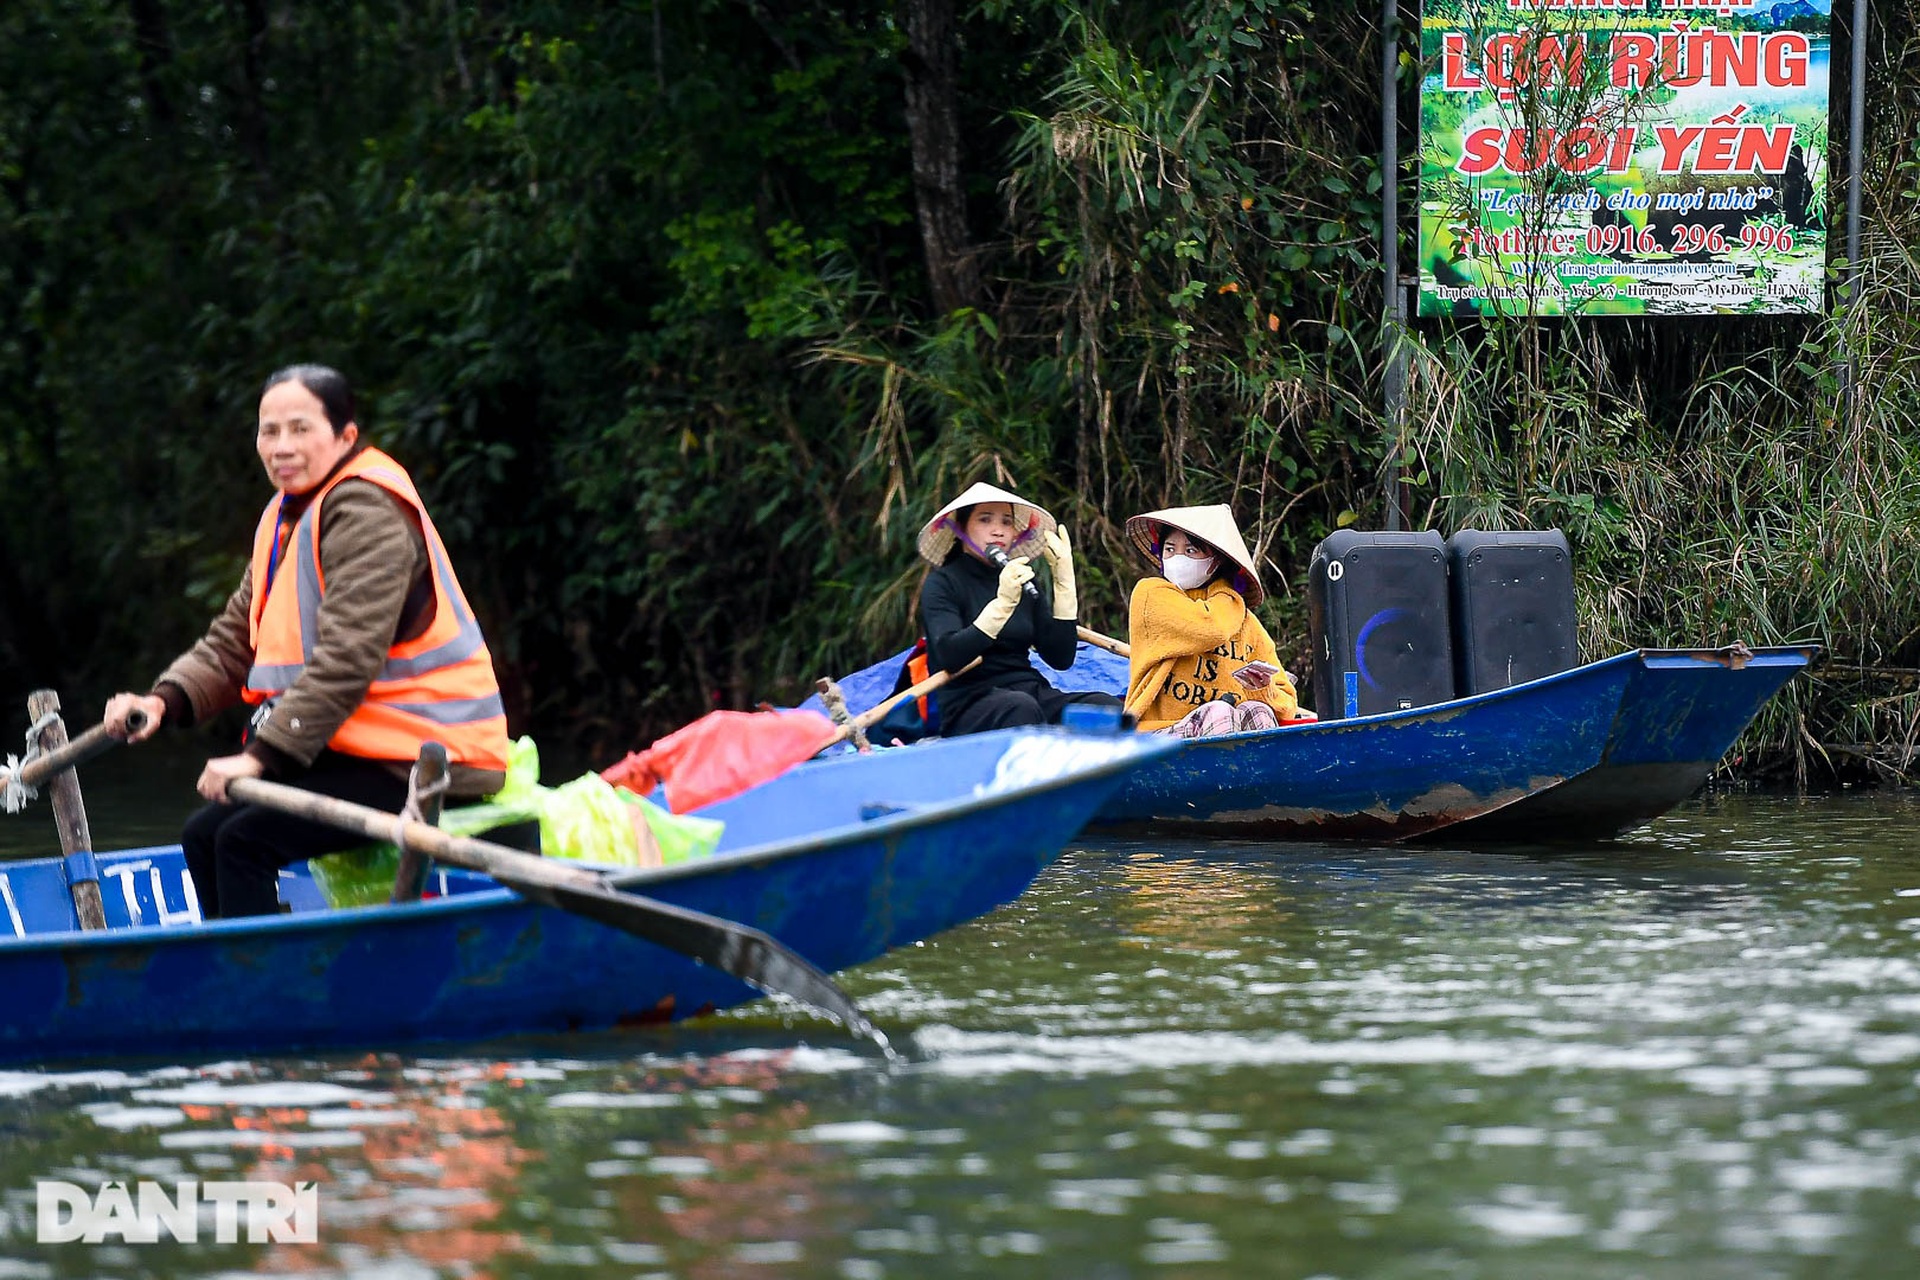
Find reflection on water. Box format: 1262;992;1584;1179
4;789;1920;1276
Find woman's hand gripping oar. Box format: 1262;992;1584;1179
224;774;886;1047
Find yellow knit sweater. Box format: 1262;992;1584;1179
1123;577;1298;729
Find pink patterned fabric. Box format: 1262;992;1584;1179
1158;698;1278;738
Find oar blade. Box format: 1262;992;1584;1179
543;878;878;1041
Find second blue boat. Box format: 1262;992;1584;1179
811;644;1816;841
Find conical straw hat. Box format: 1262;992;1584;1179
917;481;1056;566
1125;504;1264;608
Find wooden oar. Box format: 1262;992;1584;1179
0;709;147;797
819;656;982;750
1077;626;1131;658
225;776;879;1042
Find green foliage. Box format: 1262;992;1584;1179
0;0;1916;784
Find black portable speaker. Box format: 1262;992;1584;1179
1446;528;1578;696
1306;529;1455;719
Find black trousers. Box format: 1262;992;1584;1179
943;674;1123;737
182;752;410;919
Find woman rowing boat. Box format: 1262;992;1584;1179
103;364;511;917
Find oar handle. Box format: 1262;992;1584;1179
1077;625;1131;658
229;775;604;896
836;656;983;743
1;709;148;791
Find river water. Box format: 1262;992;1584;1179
3;753;1919;1277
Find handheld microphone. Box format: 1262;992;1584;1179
983;543;1041;600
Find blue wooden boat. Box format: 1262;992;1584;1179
0;727;1179;1066
811;643;1816;842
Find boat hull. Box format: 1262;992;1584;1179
1092;646;1813;841
807;644;1813;843
1434;647;1811;841
0;729;1177;1065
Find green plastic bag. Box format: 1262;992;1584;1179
307;737;725;909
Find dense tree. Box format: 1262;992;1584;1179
1;0;1915;780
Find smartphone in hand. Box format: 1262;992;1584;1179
1230;660;1279;690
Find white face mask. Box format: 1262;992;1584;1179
1162;554;1216;591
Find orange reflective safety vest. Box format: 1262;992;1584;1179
241;446;510;771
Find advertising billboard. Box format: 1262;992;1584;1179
1419;0;1831;316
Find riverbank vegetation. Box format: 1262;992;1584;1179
1;1;1914;780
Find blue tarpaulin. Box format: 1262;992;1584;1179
799;642;1131;721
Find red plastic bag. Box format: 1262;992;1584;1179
601;708;839;813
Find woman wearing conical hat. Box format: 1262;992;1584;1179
916;481;1122;736
1122;504;1298;736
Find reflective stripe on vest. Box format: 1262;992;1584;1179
242;447;508;768
244;520;493;699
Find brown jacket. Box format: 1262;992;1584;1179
155;474;505;798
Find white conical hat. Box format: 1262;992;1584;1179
1125;504;1264;608
917;481;1056;566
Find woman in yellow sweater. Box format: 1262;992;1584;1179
1122;504;1299;736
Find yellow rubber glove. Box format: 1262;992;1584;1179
975;555;1034;638
1043;527;1077;620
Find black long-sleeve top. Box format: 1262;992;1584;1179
919;550;1079;726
